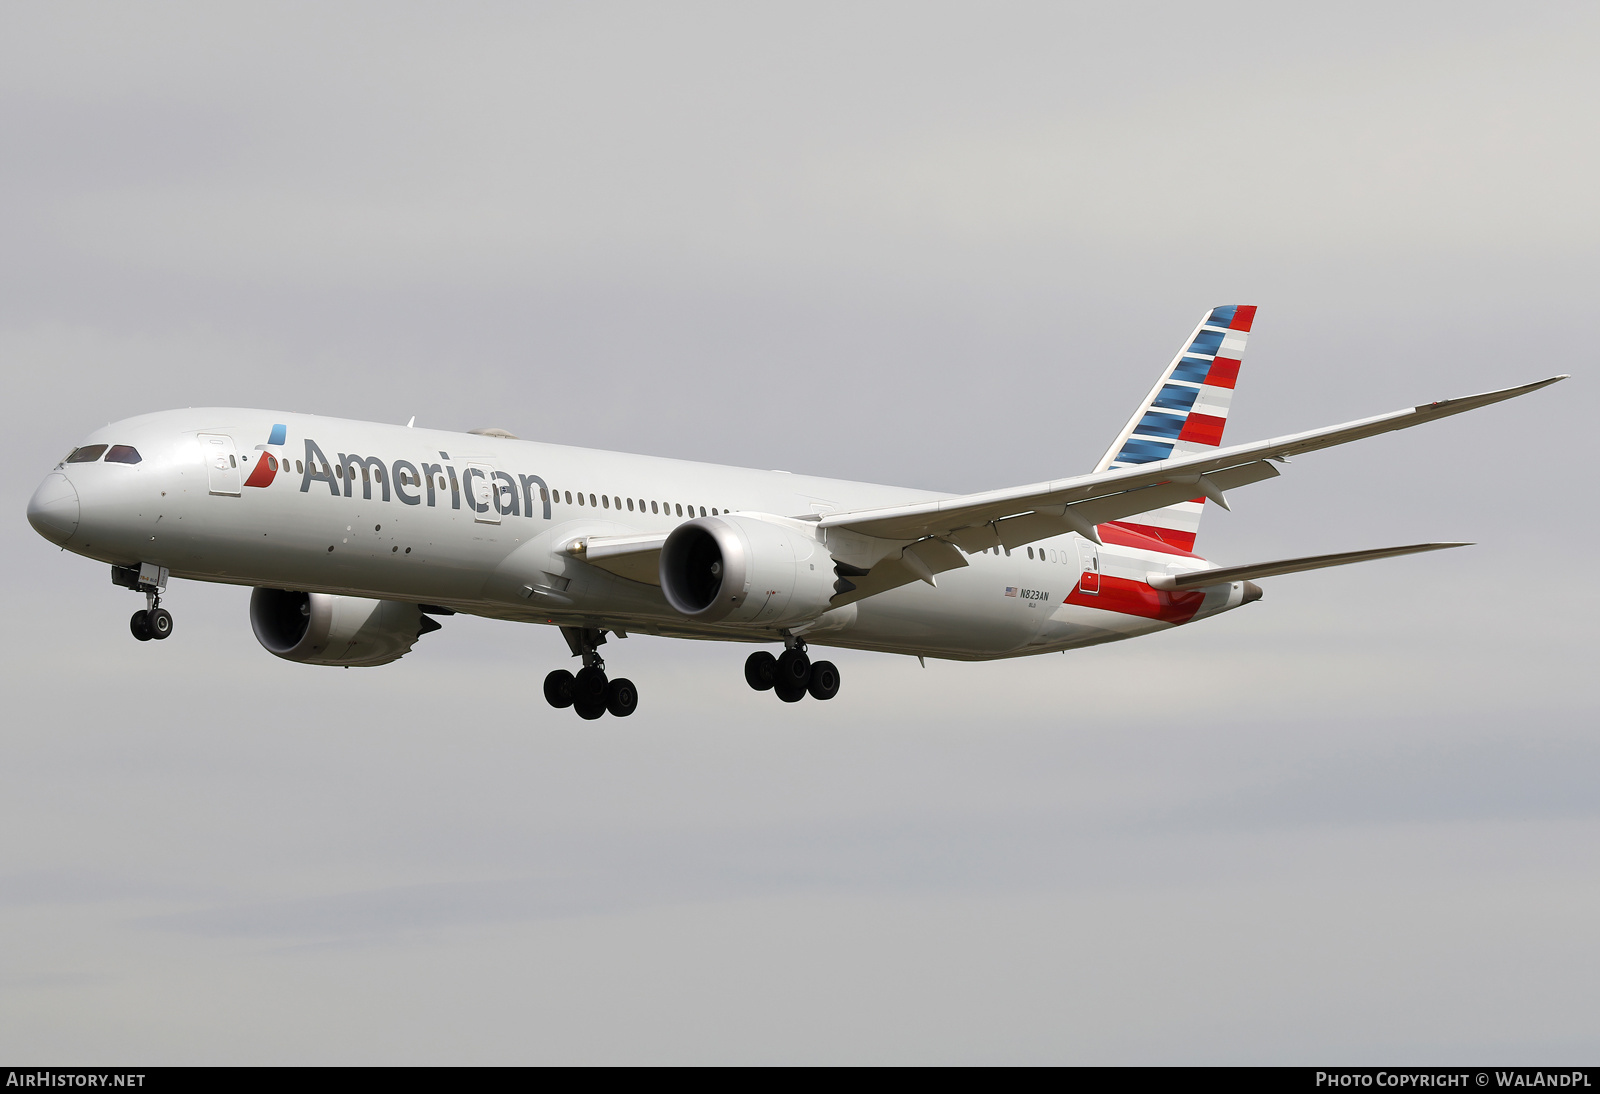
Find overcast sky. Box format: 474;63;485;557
2;1;1596;1063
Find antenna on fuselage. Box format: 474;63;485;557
406;416;415;428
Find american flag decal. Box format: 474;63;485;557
1005;586;1018;597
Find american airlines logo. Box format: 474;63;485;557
285;438;551;520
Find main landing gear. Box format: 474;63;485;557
113;563;174;643
744;640;840;703
544;626;637;720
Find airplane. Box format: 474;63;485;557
26;305;1564;719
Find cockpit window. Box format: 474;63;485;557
105;445;142;465
66;444;108;463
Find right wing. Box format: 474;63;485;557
821;376;1565;551
815;375;1564;601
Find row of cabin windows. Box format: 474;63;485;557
303;461;727;518
64;444;142;465
975;544;1075;564
541;491;722;518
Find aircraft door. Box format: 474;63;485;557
1076;539;1101;595
465;462;500;524
198;433;242;496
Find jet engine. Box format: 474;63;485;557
249;588;440;667
659;514;836;626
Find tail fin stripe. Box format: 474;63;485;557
1115;437;1177;463
1171;357;1215;384
1151;385;1201;412
1177;413;1226;446
1204;358;1241;388
1134;412;1187;439
1093;304;1257;547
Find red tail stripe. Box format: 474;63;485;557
1177;412;1226;446
1065;575;1206;624
1229;305;1256;332
1205;358;1241;389
1098;521;1202;557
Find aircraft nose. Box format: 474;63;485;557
27;472;80;546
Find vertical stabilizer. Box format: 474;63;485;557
1092;305;1256;551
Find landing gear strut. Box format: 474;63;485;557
544;626;637;720
114;563;173;643
744;638;840;703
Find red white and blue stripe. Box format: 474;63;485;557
1093;305;1255;552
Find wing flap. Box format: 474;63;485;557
829;537;969;607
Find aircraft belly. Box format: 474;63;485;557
847;559;1037;657
1032;601;1171;647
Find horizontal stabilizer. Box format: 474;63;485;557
1148;542;1470;590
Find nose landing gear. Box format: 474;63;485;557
544;626;637;720
744;640;840;703
130;606;174;642
114;563;173;642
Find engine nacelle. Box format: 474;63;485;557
660;514;835;627
249;588;437;667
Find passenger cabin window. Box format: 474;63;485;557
626;498;634;511
67;445;108;463
651;501;658;514
675;503;683;517
105;445;141;464
565;491;572;504
297;460;304;474
577;493;585;505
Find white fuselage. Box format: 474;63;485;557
32;408;1249;661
